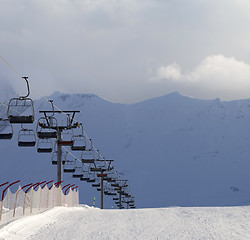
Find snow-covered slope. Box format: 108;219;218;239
1;91;250;208
1;205;250;240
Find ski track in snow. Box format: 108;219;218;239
0;205;250;240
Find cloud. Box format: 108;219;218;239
154;55;250;92
156;62;182;81
2;1;250;103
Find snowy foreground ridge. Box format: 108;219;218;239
0;205;250;240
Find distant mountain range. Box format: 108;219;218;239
1;87;250;208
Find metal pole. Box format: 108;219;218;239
119;188;122;209
57;129;63;186
101;176;104;209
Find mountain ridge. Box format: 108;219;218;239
1;90;250;208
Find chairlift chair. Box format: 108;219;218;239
71;124;86;151
37;117;58;139
51;151;65;165
37;138;53;153
0;118;13;139
81;147;96;163
7;77;35;124
63;161;76;173
18;127;36;147
8;98;35;124
72;163;84;178
63;156;76;173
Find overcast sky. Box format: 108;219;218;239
1;0;250;103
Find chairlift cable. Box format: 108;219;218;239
0;56;110;166
0;56;131;196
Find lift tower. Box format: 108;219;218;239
39;110;80;186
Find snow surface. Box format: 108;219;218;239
1;205;250;240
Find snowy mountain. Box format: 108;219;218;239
1;90;250;208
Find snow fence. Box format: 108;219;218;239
0;184;79;224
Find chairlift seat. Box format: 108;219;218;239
52;161;65;165
113;198;119;200
90;167;103;172
107;179;116;183
73;174;83;178
37;148;53;153
87;179;95;183
80;177;90;181
71;146;86;151
92;184;100;187
9;115;34;124
103;177;112;181
63;168;75;173
18;141;36;147
82;159;95;164
97;188;101;191
111;184;119;187
0;133;13;140
37;132;57;139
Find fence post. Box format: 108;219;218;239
64;184;75;207
72;186;79;206
46;180;54;209
62;184;70;206
38;181;46;211
23;182;39;216
13;183;32;218
30;182;41;214
0;180;20;221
